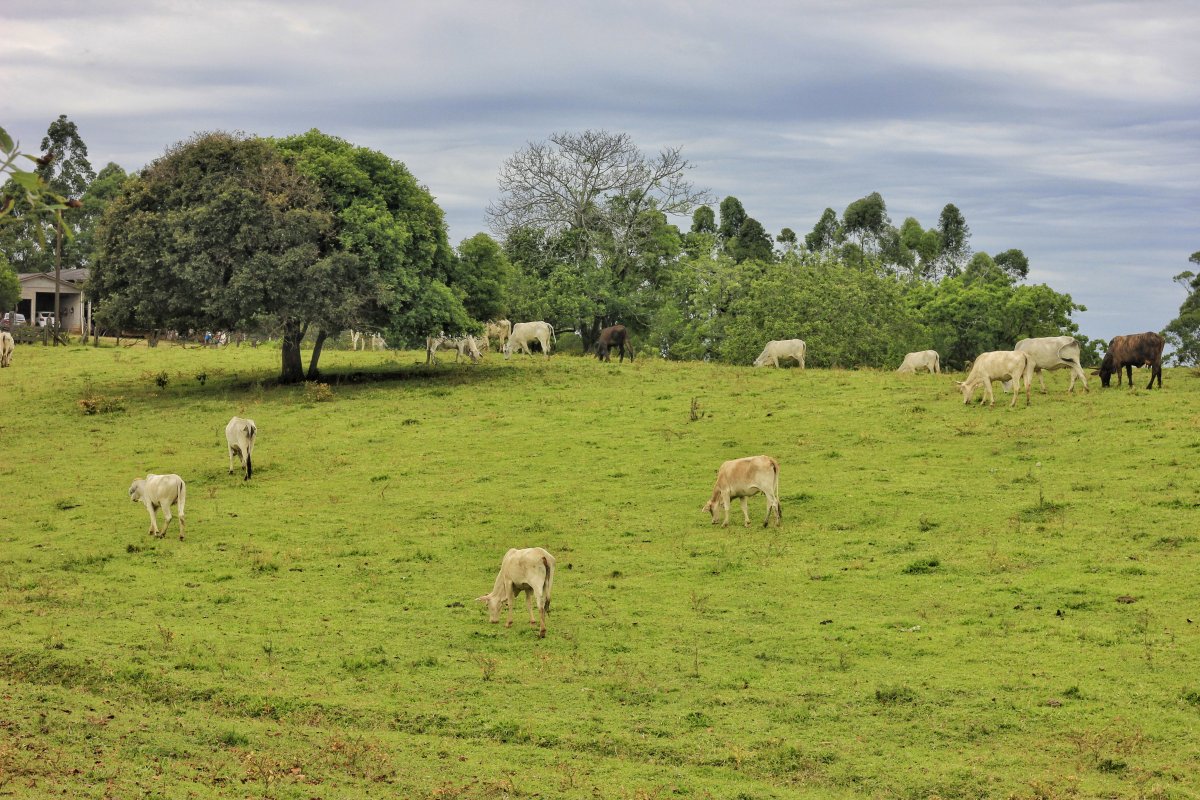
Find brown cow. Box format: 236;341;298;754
1095;332;1165;389
702;455;781;528
595;324;633;362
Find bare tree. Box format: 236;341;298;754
487;130;709;254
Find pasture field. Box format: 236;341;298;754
1;342;1199;800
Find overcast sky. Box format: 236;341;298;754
3;0;1197;342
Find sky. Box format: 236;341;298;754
2;0;1198;343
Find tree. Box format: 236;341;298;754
732;217;774;263
90;132;342;382
994;248;1029;281
486;130;705;346
842;192;890;255
804;208;841;253
1164;251;1200;365
776;227;798;253
691;205;716;234
718;196;747;243
273;129;464;372
935;203;971;278
0;253;18;312
899;217;941;278
452;233;511;322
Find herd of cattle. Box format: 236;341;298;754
0;320;1170;639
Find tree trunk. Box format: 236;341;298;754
306;329;329;381
582;318;603;354
280;320;306;384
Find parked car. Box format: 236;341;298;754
1;312;27;329
37;312;56;328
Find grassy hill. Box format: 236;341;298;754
1;342;1198;799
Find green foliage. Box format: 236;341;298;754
1164;253;1200;365
452;232;511;322
720;254;925;367
841;191;890;254
718;195;747;242
935;203;971;277
691;204;716;234
915;274;1084;369
90;131;335;382
805;207;842;253
273;128;460;346
0;122;79;272
731;217;774;263
0;253;18;310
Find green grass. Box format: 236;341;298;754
2;341;1199;798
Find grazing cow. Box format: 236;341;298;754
128;473;186;539
477;547;556;638
595;324;633;362
753;339;806;369
703;455;781;528
0;331;13;368
225;416;257;480
897;350;940;375
504;321;555;359
1095;332;1165;389
957;351;1034;408
484;319;512;351
1003;336;1089;394
426;335;482;364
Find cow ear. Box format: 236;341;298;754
475;595;488;605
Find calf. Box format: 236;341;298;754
0;331;13;367
595;324;633;362
703;455;781;528
484;319;512;351
128;473;186;539
957;351;1034;408
477;547;556;638
225;416;257;480
897;350;939;374
1095;332;1165;389
753;339;806;369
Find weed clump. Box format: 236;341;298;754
874;684;918;705
304;381;334;402
902;557;940;575
77;393;125;415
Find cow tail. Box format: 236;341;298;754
542;555;553;613
245;422;256;480
177;479;187;518
550;324;556;345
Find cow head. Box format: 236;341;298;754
595;342;609;361
955;379;974;404
702;499;720;524
1095;353;1114;387
128;479;145;502
476;593;502;623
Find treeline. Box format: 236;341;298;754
493;132;1091;369
5;121;1148;379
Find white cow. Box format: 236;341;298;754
426;335;482;364
503;321;555;359
753;339;806;369
1002;336;1089;394
0;331;13;368
703;455;782;528
957;351;1034;408
477;547;556;638
128;473;187;539
225;416;257;480
897;350;940;374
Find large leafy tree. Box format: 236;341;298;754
732;217;774;263
487;130;706;348
1164;251;1200;365
0;252;18;312
90;132;346;382
273;129;465;370
718;196;747;243
842;192;890;256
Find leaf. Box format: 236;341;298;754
10;170;42;190
0;126;12;153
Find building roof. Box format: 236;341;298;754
17;269;89;288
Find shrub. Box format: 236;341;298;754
304;381;334;402
77;393;126;414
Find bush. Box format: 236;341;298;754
77;394;126;415
303;382;334;402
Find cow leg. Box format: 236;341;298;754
762;493;775;528
1125;364;1133;387
1038;369;1048;394
228;445;236;474
740;497;751;527
146;502;160;537
721;493;731;528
